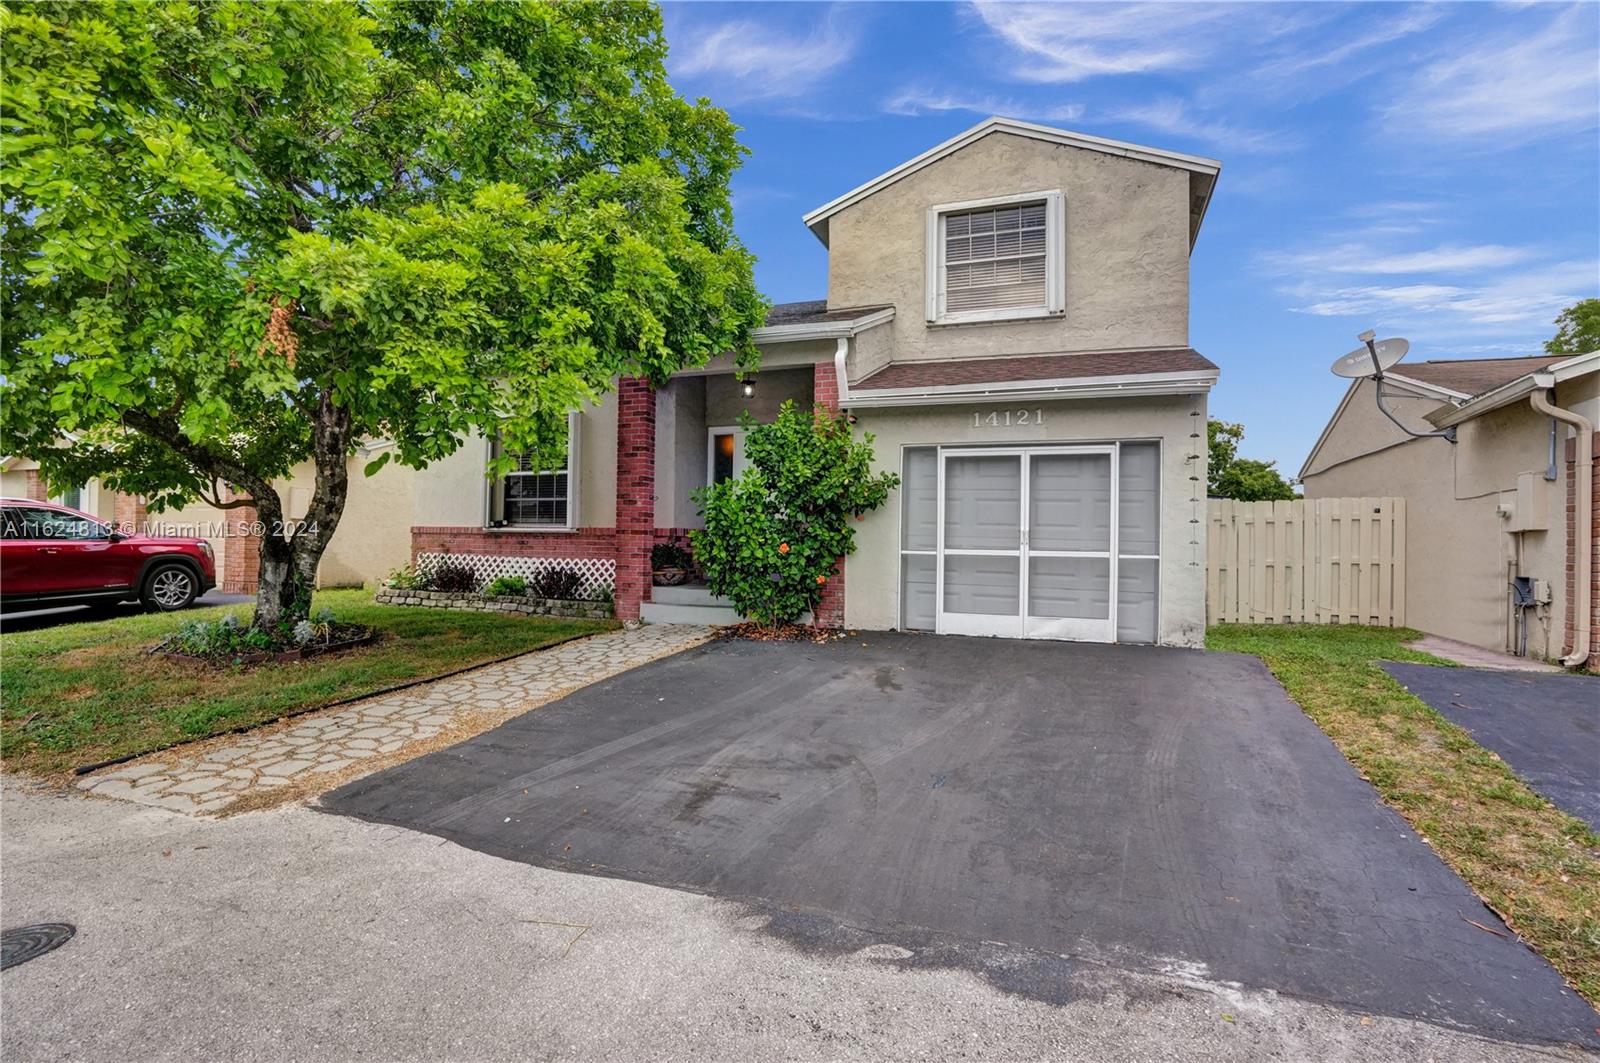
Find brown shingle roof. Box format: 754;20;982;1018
763;300;892;327
854;348;1218;390
1388;355;1570;398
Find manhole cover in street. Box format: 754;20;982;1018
1;923;75;970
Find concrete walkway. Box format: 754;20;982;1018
75;624;711;816
1408;634;1564;673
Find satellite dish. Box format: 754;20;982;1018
1330;335;1409;379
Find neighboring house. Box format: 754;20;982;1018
1300;352;1599;666
407;117;1223;646
1;443;411;594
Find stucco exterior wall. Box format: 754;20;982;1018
825;131;1191;363
410;397;619;532
846;393;1209;647
1302;379;1578;659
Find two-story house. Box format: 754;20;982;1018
405;117;1222;647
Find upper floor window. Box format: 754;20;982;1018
487;413;579;530
925;190;1064;325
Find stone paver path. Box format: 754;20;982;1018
77;625;711;816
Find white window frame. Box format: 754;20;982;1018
925;189;1065;326
485;411;581;531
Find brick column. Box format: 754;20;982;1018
813;362;847;629
113;492;147;533
222;489;261;594
22;469;46;501
614;377;656;622
1564;435;1600;672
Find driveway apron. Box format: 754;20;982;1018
325;633;1600;1048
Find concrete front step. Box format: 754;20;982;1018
641;585;812;626
649;583;725;606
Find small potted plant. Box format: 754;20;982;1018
651;540;694;586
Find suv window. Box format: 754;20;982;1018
11;506;107;541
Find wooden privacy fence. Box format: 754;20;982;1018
1207;497;1406;626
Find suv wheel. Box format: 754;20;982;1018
143;564;198;612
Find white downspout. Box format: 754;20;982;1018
1530;386;1593;668
833;337;852;406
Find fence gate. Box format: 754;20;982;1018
1206;497;1406;626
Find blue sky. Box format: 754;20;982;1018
659;1;1600;472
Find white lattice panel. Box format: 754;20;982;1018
417;552;615;597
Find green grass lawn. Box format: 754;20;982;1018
1209;623;1600;1004
1;589;615;777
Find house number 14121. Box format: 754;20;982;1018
973;409;1045;428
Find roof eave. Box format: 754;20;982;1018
846;368;1218;408
752;306;895;345
1425;350;1600;428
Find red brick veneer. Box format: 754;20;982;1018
613;377;656;621
813;361;847;629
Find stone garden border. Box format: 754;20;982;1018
375;587;614;620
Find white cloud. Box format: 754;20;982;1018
670;6;859;102
968;2;1244;83
1267;242;1538;275
1251;5;1442;82
1288;260;1598;329
1105;97;1284;154
882;87;1084;123
1382;5;1600;142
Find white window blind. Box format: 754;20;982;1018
490;413;579;529
502;451;569;527
943;201;1048;315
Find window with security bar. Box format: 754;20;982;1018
926;190;1063;324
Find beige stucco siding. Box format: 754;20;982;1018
825;131;1191;363
1302;378;1579;659
845;393;1209;647
411;397;619;531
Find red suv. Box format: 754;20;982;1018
0;498;217;613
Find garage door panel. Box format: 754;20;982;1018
1118;443;1160;556
943;554;1020;615
1028;556;1111;619
943;456;1020;551
1116;558;1159;643
902;554;936;630
1029;453;1111;552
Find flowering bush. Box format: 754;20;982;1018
691;402;898;628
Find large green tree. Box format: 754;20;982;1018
1545;298;1600;356
1207;418;1297;501
1;1;763;628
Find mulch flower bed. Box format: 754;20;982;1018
715;621;853;644
156;624;378;666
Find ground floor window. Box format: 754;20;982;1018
487;414;579;529
897;440;1160;643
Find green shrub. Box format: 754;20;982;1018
484;575;529;597
691;401;898;627
385;564;423;590
651;541;694;571
531;566;584;600
425;560;480;593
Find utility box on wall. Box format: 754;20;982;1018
1504;471;1551;532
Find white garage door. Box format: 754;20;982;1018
900;443;1160;643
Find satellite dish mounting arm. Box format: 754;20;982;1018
1359;330;1457;444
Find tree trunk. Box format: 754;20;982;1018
247;392;355;632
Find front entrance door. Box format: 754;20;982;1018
936;446;1117;642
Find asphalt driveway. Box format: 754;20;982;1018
1383;661;1600;831
325;633;1598;1048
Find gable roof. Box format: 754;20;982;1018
1386;354;1573;400
802;116;1222;249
